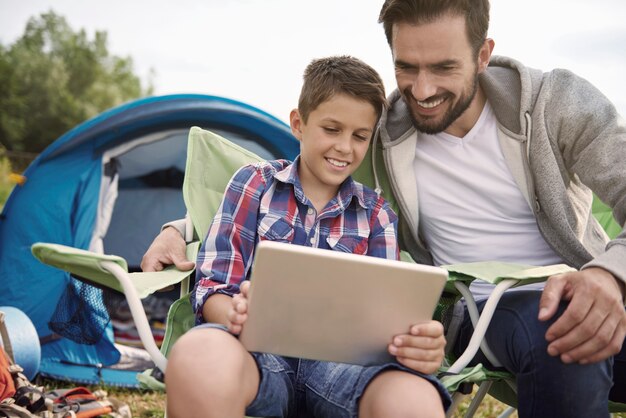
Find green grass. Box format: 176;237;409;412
37;378;626;418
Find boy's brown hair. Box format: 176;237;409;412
378;0;490;57
298;55;387;123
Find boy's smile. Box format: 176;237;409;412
290;93;378;210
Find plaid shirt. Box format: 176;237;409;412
192;157;399;323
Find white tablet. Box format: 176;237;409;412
239;240;447;366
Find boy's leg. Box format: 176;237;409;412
165;327;260;418
359;370;445;418
300;360;449;418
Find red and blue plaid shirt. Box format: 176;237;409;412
192;157;399;323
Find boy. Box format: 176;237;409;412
165;56;450;418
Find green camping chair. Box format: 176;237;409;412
434;219;625;416
32;127;625;416
32;127;264;380
436;263;626;417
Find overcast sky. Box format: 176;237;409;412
1;0;625;123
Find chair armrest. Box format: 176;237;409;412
31;242;198;298
31;243;129;290
443;261;575;293
31;241;200;374
442;262;576;373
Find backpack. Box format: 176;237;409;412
1;309;131;418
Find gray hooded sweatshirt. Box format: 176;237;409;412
361;55;626;290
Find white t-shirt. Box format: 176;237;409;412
413;102;563;298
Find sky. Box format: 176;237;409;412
1;0;625;123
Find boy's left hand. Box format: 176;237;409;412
226;281;251;335
388;320;445;375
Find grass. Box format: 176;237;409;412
38;378;626;418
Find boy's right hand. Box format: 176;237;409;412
227;281;251;335
388;320;446;375
141;226;195;272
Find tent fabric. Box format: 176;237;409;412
0;94;298;386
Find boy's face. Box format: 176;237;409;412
290;93;378;203
391;14;492;136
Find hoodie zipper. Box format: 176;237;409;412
522;112;541;214
371;128;383;196
521;112;575;265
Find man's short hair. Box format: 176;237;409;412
378;0;490;56
298;56;387;123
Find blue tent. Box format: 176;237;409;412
0;94;298;386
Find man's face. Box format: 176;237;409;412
391;14;489;136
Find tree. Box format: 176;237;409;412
0;11;153;154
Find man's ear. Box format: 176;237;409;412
477;38;495;73
289;109;303;141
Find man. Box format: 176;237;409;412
142;1;626;416
369;1;625;416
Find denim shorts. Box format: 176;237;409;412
193;324;451;417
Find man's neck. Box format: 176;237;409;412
443;87;487;138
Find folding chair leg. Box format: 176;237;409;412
497;407;516;418
101;261;168;373
447;279;518;374
446;392;470;418
463;381;493;418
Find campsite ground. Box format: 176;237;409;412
76;384;522;417
43;379;626;418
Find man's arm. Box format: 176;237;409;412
538;69;626;364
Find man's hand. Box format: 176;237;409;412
227;281;250;335
388;320;445;375
140;226;195;272
538;267;626;364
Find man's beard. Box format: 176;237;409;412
403;73;479;135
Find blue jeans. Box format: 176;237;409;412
453;290;625;417
245;354;451;418
193;323;451;417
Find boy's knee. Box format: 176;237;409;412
166;328;260;417
169;327;231;360
167;328;252;388
359;371;444;418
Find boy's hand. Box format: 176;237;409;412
388;321;445;375
226;281;251;335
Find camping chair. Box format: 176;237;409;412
32;127;626;416
436;212;626;417
32;127;265;382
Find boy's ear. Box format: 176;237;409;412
289;109;303;141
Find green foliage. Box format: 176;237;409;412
0;11;154;153
0;152;14;210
